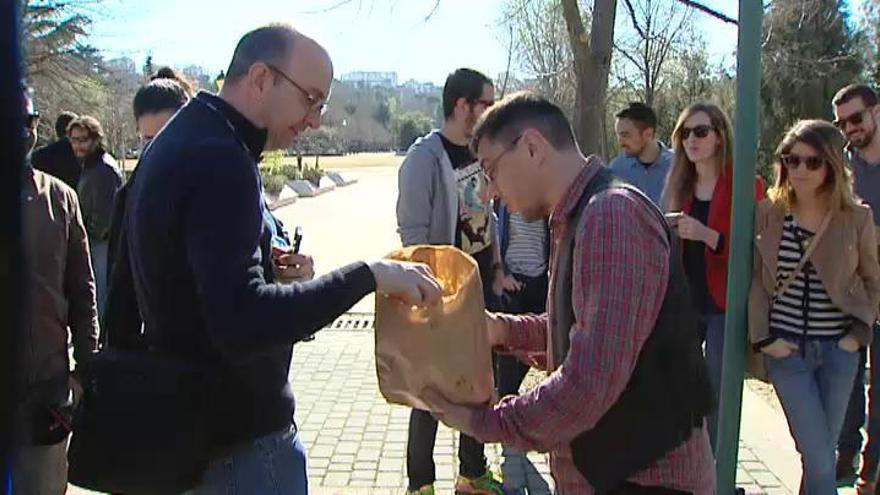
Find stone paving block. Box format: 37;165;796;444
379;458;404;472
322;472;351;486
357;449;383;462
336;442;360;455
750;470;783;488
351;470;377;481
741;460;770;473
310;444;334;458
327;462;354;472
375;472;402;487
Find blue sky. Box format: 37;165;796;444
86;0;864;85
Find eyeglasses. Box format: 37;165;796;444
833;108;871;129
26;113;39;129
481;134;522;183
780;153;826;171
265;63;328;116
679;125;715;140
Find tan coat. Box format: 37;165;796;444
22;167;99;406
749;198;880;347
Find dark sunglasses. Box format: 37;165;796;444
679;124;715;140
26;113;39;128
833;108;870;129
780;154;825;171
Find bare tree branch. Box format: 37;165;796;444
675;0;737;24
622;0;648;40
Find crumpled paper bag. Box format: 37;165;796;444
375;245;494;410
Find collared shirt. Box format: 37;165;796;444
608;144;673;206
22;166;98;403
471;163;715;495
849;150;880;226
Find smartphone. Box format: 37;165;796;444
292;226;303;254
664;212;684;227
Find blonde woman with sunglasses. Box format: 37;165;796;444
749;120;880;495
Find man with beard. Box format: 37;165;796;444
67;116;122;317
396;68;505;495
834;84;880;494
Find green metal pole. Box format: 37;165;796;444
716;2;763;493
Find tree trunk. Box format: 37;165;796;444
561;0;617;157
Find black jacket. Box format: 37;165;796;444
31;138;81;189
77;148;122;241
124;91;376;447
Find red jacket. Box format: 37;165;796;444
683;174;766;311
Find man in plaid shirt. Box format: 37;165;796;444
425;93;715;495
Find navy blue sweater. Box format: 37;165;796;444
125;92;376;447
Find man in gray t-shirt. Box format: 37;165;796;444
833;84;880;488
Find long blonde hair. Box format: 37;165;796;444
768;119;859;212
664;103;734;211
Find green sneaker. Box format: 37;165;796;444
455;470;505;494
407;485;435;495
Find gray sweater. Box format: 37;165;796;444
396;130;498;251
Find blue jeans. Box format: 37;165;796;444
189;425;308;494
89;238;108;318
767;339;860;495
838;323;880;480
703;313;726;453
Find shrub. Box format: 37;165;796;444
263;174;287;196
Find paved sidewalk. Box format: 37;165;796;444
295;322;791;495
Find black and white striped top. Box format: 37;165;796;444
769;214;851;339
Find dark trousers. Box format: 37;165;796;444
495;272;548;397
839;323;880;480
406;268;505;489
406;409;487;489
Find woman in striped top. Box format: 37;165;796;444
749;120;880;495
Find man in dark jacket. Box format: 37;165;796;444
31;110;80;189
124;23;441;493
67;116;122;317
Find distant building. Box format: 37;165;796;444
401;79;438;95
340;71;398;88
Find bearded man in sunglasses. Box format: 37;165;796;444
834;84;880;492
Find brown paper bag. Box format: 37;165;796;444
375;245;495;410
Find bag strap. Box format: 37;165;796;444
774;211;832;299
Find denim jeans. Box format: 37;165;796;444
189;424;307;494
767;339;860;495
838;323;880;480
89;238;109;318
702;312;726;453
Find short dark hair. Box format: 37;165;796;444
225;24;298;83
442;68;493;119
133;79;189;119
55;111;77;138
833;84;878;108
471;91;576;153
615;102;657;131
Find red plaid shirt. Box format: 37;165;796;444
471;163;715;495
